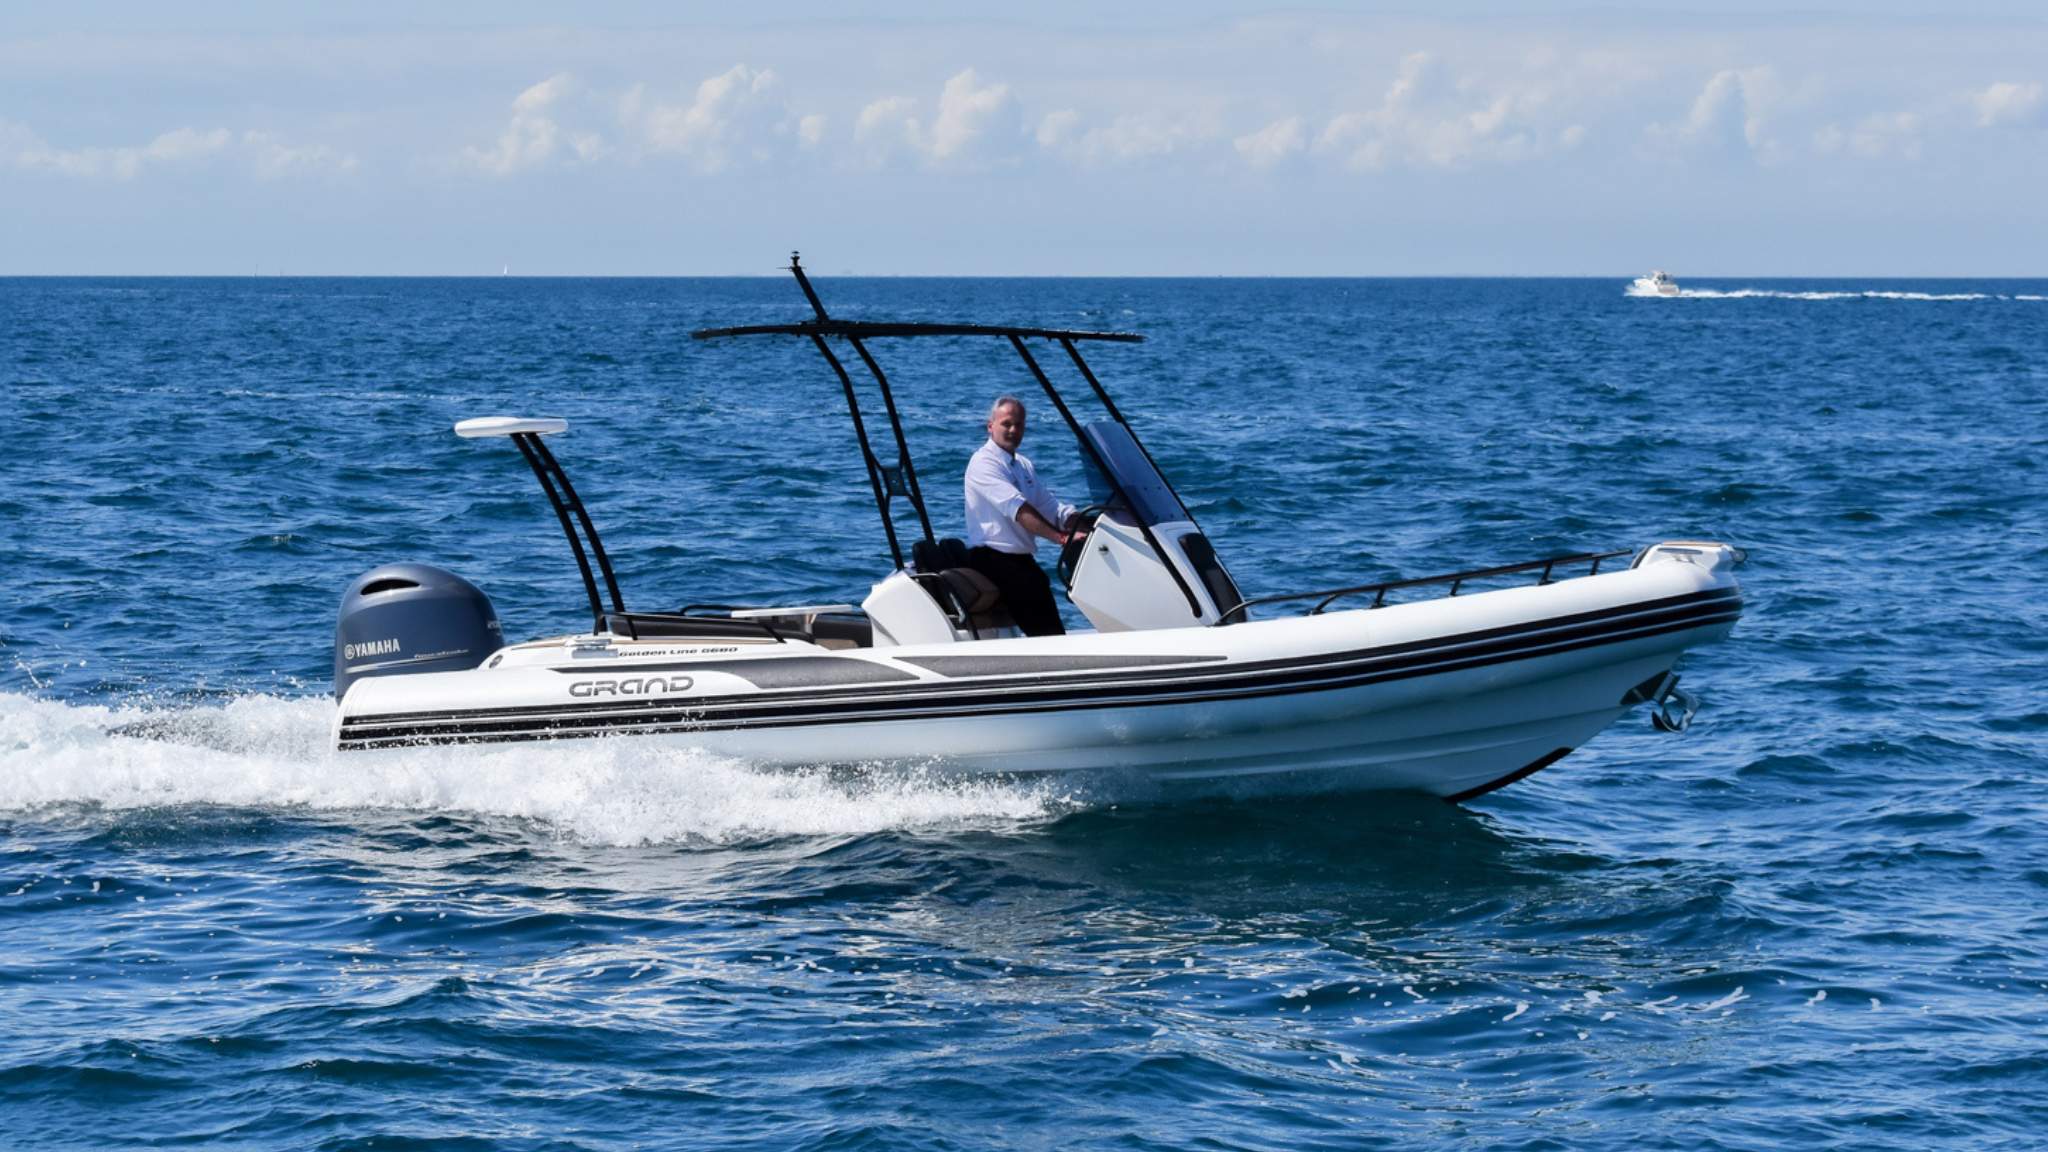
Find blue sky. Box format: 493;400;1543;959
2;2;2043;275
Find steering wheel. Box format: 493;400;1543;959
1056;504;1110;588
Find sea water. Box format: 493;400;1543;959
3;277;2045;1149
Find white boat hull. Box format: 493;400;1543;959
335;543;1742;800
640;643;1673;799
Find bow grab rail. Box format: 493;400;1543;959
1215;549;1636;625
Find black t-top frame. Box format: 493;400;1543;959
691;253;1206;618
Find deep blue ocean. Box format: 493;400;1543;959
3;276;2045;1150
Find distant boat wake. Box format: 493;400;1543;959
1626;286;2045;302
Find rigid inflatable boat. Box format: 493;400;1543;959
332;255;1742;801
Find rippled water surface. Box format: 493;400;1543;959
3;277;2046;1149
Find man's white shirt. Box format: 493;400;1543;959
964;438;1075;555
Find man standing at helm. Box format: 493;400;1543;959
964;394;1085;636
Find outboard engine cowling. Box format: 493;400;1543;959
334;563;501;701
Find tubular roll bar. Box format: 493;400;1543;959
807;333;906;567
848;334;938;547
495;433;794;642
509;431;626;633
1215;550;1636;625
691;253;1207;618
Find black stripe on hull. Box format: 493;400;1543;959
1444;747;1573;804
547;656;917;687
347;587;1742;730
339;603;1740;748
338;601;1740;750
897;653;1228;677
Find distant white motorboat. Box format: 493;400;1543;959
1630;270;1681;297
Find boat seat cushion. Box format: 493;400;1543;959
809;613;875;650
910;538;1015;633
939;567;1001;614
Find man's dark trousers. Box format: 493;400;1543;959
965;546;1066;636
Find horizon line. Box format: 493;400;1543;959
4;272;2046;280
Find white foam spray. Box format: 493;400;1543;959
0;692;1071;846
1625;286;2039;302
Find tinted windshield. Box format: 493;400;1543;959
1076;421;1190;527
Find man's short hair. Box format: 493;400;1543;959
988;394;1026;422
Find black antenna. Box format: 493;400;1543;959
790;251;829;320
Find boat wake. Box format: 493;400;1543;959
0;692;1074;846
1627;286;2045;302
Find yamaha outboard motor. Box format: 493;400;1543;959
334;563;501;701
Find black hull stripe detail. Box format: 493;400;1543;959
340;602;1740;744
345;588;1742;730
1444;748;1573;804
341;613;1733;750
338;610;1738;750
546;656;916;687
898;653;1228;677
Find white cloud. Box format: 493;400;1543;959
142;127;232;163
926;69;1010;160
465;64;814;174
853;70;1015;166
854;95;919;161
466;65;794;174
117;127;230;178
0;118;37;170
1652;67;1777;159
1385;49;1435;112
1077;115;1206;162
514;74;568;116
5;122;233;179
1972;80;2043;127
855;97;916;134
4;119;352;181
1313;52;1551;170
1233;117;1304;168
1035;109;1078;149
1686;71;1746;139
464;73;577;175
1036;109;1221;165
9;24;2035;209
243;131;358;178
1815;112;1923;160
634;63;780;170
